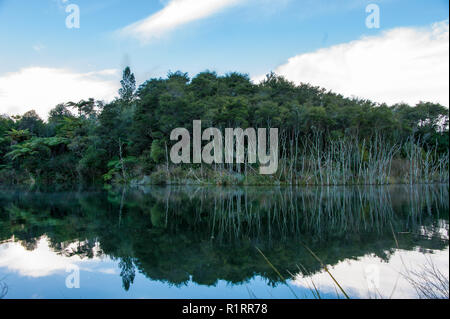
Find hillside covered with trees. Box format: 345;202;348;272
0;67;448;186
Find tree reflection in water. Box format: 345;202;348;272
0;184;448;292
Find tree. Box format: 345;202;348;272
67;99;96;118
17;110;45;136
48;104;73;123
119;67;136;103
5;129;31;145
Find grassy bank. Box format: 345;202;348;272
114;136;449;187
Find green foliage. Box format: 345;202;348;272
150;140;165;164
103;156;139;182
6;145;36;161
16;110;46;136
6;137;69;160
67;98;97;118
78;145;108;181
5;128;31;143
119;66;136;102
1;67;448;186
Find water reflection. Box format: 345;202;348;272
0;185;448;299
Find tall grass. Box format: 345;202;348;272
257;245;449;300
403;257;449;299
275;133;448;186
144;133;449;186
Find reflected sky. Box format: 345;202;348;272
1;236;448;299
0;185;448;299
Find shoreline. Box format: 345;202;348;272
1;180;449;190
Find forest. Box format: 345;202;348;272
0;67;448;186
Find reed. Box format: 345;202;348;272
403;257;449;299
144;133;449;186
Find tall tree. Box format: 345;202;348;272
119;67;136;103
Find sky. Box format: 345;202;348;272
0;0;448;119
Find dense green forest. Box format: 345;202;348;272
0;67;448;186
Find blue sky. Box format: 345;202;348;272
0;0;448;118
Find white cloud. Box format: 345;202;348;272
120;0;245;43
254;21;449;107
0;237;104;278
0;67;119;119
292;248;449;299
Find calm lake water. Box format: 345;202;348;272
0;185;448;299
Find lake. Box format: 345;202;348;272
0;184;448;299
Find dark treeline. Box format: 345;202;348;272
0;67;448;185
